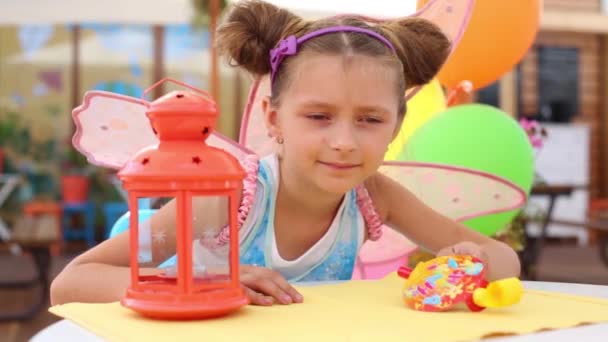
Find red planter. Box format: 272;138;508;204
61;175;90;204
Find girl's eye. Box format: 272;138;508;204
307;113;330;121
360;116;383;124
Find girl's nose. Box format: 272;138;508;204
328;122;358;152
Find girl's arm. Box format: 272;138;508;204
50;231;135;304
50;196;228;305
50;196;302;306
365;172;521;281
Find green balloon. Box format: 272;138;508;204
398;104;534;236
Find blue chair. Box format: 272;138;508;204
63;202;96;247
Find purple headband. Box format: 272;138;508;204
269;25;396;84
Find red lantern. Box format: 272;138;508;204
118;79;248;319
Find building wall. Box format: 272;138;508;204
545;0;602;12
518;0;606;197
519;32;602;196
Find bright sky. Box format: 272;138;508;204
245;0;418;18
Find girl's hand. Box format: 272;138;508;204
437;241;489;264
240;265;303;306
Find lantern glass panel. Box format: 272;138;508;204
191;195;232;287
136;196;177;282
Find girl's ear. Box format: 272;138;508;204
262;96;281;138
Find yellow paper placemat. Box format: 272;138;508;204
50;274;608;342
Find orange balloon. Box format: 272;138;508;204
417;0;541;90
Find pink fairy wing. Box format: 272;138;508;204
354;158;525;280
407;0;474;98
73;91;254;170
238;76;275;157
413;0;473;52
72;91;158;169
239;0;474;154
352;226;417;279
207;132;256;162
380;162;527;222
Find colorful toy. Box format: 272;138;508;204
398;255;523;312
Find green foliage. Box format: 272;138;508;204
0;105;121;229
191;0;229;27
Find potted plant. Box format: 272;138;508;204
60;145;95;204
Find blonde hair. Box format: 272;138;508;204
217;0;451;115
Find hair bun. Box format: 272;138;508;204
216;0;308;76
381;18;451;88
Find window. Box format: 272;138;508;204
536;46;579;123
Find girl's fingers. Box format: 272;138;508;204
240;265;302;304
242;285;273;306
270;273;303;303
249;278;294;304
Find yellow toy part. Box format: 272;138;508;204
473;277;523;308
385;79;446;161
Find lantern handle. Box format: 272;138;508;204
142;78;213;102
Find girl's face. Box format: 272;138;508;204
263;53;401;195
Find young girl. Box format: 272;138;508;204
51;0;520;306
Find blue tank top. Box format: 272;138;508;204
238;155;365;282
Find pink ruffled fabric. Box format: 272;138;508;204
355;185;384;241
204;154;259;247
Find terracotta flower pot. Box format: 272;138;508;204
61;175;90;204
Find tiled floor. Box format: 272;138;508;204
1;243;607;342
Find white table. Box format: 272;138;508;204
32;281;608;341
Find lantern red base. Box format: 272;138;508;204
122;287;249;320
